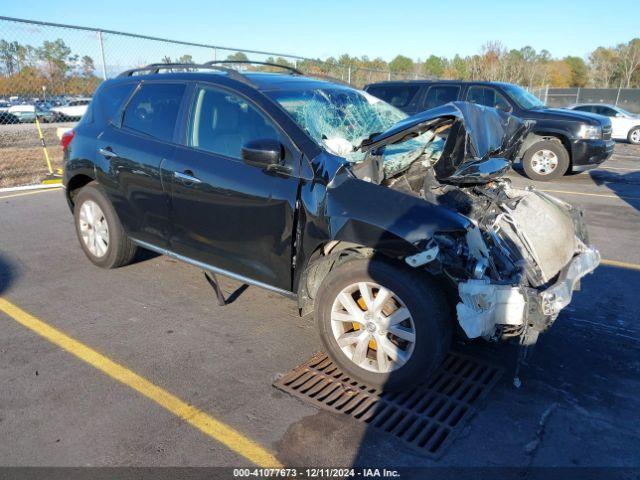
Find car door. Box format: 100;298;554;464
166;83;301;291
364;84;423;114
96;81;186;249
420;84;461;111
465;85;513;113
592;106;622;137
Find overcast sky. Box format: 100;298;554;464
2;0;638;61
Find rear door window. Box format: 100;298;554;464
466;86;512;112
423;85;460;109
594;106;617;117
366;85;420;109
122;83;186;142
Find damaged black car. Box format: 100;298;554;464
63;63;600;390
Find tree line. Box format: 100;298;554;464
0;39;101;96
303;38;640;89
1;37;639;97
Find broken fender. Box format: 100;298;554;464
324;169;470;257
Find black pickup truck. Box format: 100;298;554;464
364;80;615;181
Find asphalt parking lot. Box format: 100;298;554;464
0;144;639;471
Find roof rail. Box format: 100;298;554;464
205;60;351;86
204;60;303;76
117;63;253;85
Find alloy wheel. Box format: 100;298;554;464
530;149;559;175
78;200;109;258
330;282;416;374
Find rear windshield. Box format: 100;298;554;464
365;85;420;109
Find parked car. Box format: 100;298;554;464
51;97;92;121
7;103;54;123
0;99;10;112
0;111;19;124
365;80;615;181
63;64;600;390
566;103;640;145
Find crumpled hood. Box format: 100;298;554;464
360;102;532;184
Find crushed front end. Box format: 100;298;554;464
358;101;600;346
436;182;600;342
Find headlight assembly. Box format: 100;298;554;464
577;124;602;140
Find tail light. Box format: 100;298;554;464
61;129;75;150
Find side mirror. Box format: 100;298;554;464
241;138;283;169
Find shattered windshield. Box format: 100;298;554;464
268;87;435;167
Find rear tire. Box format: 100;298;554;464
315;258;452;391
74;182;137;269
628;126;640;145
522;139;570;181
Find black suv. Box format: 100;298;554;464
365;80;615;181
63;63;599;390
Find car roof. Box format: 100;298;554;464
568;103;618;108
107;70;350;93
365;80;516;88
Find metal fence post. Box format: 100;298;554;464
212;47;217;62
576;87;581;104
544;85;549;105
97;30;107;80
615;87;621;106
388;71;391;81
347;66;351;85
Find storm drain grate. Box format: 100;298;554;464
273;351;504;458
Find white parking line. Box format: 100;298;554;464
0;188;62;200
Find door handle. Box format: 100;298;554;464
98;147;116;158
174;170;202;185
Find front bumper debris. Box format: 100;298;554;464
539;246;600;316
456;245;601;339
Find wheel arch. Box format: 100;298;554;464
519;131;572;164
296;239;434;317
66;173;95;209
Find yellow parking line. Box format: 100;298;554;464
0;188;62;200
539;189;640;201
601;259;640;271
0;297;281;468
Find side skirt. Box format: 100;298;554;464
131;238;297;300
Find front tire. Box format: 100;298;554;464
74;182;137;269
522;139;570;181
315;258;452;391
628;126;640;145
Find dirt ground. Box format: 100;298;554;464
0;122;71;188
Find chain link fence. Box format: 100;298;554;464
4;16;640;189
529;86;640;113
0;16;426;188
